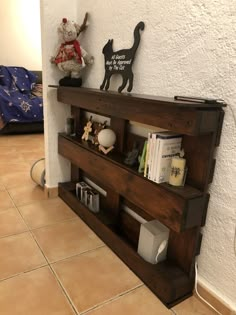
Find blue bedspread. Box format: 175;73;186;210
0;66;43;126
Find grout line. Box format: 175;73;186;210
49;244;106;265
5;190;33;231
80;283;144;315
0;264;48;283
28;217;80;231
48;264;79;315
0;229;29;240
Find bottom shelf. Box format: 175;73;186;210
59;182;194;307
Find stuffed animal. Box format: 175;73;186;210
51;13;94;87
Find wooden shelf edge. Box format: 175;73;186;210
57;86;226;109
58;182;194;307
57;87;225;135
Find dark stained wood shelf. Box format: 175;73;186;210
59;133;205;233
56;86;225;307
58;87;225;136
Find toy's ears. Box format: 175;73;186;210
58;18;68;33
74;23;81;33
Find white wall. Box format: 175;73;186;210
40;0;79;188
41;0;236;310
0;0;42;70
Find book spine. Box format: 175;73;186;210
146;132;153;179
138;140;147;173
151;134;160;182
144;140;149;178
149;133;156;180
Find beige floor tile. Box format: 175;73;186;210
52;246;142;313
0;134;44;147
0;266;75;315
0;232;46;280
33;219;104;262
22;150;45;162
86;286;171;315
0;208;28;238
172;296;217;315
18;198;77;229
0;170;33;189
0;162;31;174
0;150;25;163
0;183;5;191
7;183;47;206
0;191;14;211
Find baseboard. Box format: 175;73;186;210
195;283;236;315
44;186;58;199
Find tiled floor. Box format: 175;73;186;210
0;134;218;314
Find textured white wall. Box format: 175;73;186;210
41;0;236;310
40;0;79;187
0;0;42;69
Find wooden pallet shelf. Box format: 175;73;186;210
56;86;225;307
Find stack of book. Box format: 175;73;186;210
143;131;182;184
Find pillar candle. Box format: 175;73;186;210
168;157;186;186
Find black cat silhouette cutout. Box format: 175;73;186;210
100;21;145;93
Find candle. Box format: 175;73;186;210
168;157;186;186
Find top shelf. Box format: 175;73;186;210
57;87;226;109
57;87;225;136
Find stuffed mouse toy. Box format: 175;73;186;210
51;13;94;87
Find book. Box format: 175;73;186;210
149;132;160;181
138;140;148;173
148;132;160;180
154;132;182;183
145;132;152;178
144;139;149;177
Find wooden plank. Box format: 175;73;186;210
59;182;194;307
58;87;226;109
182;134;217;192
71;106;81;135
58;134;205;233
71;164;80;182
118;210;141;249
58;87;222;135
168;227;201;275
201;194;210;226
215;110;225;146
110;117;127;152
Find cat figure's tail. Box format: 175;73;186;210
131;21;145;55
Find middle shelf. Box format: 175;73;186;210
58;133;206;233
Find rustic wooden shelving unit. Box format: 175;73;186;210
56;86;225;307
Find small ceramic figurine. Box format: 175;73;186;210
124;142;140;166
92;121;107;145
82;116;93;141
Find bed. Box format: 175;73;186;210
0;66;43;134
